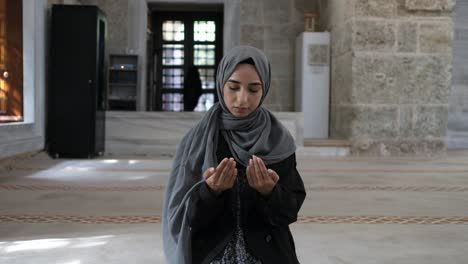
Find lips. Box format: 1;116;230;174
233;107;248;113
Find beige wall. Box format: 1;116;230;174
320;0;455;156
79;0;129;54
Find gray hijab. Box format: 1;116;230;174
162;46;296;264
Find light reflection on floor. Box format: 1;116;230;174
62;261;81;264
0;235;112;254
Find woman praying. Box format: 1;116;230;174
162;45;306;264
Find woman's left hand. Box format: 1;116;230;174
246;155;280;196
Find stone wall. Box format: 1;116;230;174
78;0;129;54
320;0;455;156
239;0;316;111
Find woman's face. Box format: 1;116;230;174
223;63;263;118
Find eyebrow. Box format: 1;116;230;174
227;79;262;86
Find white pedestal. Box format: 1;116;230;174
295;32;330;139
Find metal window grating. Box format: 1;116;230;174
194;44;215;66
194;21;215;42
162;93;184;111
162;44;184;66
162;20;184;41
162;68;184;89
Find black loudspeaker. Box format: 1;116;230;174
47;5;107;158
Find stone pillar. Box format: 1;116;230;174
321;0;455;156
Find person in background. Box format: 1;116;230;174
184;65;203;111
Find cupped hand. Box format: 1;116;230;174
246;155;279;196
203;158;237;195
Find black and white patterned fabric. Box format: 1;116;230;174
210;172;262;264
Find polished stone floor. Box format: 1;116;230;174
1;151;468;263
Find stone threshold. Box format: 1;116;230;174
299;139;351;157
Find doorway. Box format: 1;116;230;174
149;7;223;111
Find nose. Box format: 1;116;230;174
237;87;248;104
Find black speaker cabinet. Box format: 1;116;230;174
47;5;107;158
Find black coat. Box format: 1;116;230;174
188;135;306;264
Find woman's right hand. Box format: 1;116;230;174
203;158;237;195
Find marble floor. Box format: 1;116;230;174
1;151;468;264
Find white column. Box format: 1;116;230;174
128;0;148;111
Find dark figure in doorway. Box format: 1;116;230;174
184;65;203;111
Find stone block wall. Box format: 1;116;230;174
320;0;455;156
239;0;316;111
79;0;129;54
